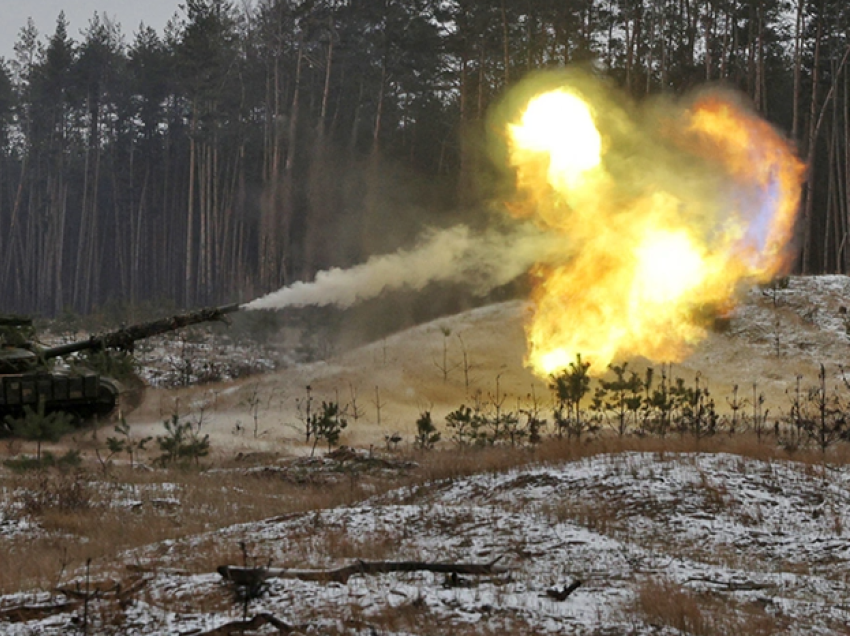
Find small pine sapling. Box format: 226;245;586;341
643;365;676;437
486;374;516;444
106;416;152;469
593;362;644;437
457;333;475;391
670;373;717;441
805;364;848;454
549;354;592;440
347;383;365;427
4;401;75;462
308;401;348;455
725;384;746;436
519;386;547;445
156;413;210;466
781;374;806;451
445;404;487;446
372;386;386;427
414;411;441;450
241;382;263;438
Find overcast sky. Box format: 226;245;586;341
1;1;184;62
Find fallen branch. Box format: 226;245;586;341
56;573;150;603
0;600;82;623
197;612;295;635
545;580;582;601
686;576;777;592
217;557;510;585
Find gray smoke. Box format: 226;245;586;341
242;224;559;311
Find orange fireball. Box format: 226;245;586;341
496;72;805;376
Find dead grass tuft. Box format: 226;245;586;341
353;597;545;635
634;577;782;636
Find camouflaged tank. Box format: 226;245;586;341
0;304;239;427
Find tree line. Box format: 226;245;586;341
0;0;847;317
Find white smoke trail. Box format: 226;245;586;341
242;224;559;310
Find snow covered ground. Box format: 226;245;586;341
3;275;850;634
2;451;849;634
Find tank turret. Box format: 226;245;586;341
0;304;239;428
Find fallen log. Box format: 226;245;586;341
217;557;510;585
197;612;295;635
685;576;778;592
55;572;150;605
0;600;82;623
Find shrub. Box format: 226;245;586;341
592;362;644;437
155;413;210;467
414;411;441;450
445;405;487;446
549;354;592;440
4;449;81;472
307;401;348;455
103;417;152;469
3;402;75;462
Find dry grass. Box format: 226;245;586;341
633;577;784;635
0;464;385;595
412;432;850;489
2;431;849;598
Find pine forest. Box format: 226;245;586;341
0;0;847;316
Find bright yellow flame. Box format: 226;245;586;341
496;74;805;377
633;230;705;305
508;90;602;192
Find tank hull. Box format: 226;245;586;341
0;371;120;429
0;303;238;433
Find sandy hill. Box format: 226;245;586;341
128;275;850;452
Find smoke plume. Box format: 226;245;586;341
242;224;557;311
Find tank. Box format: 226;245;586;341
0;304;239;428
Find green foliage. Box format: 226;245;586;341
669;374;718;441
445;404;488;447
491;410;523;446
155;413;210;467
643;366;675;437
549;354;592;440
521;410;547;446
307;401;348;455
593;363;645;437
3;402;75;461
4;449;81;472
414;411;441;450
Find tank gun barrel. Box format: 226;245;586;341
41;303;240;360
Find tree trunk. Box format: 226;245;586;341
801;13;823;273
185;109;197;306
792;0;805;143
